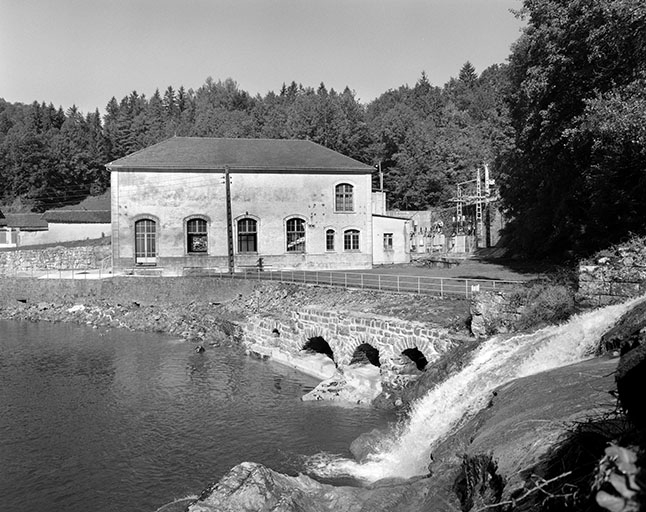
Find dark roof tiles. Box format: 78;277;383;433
107;137;373;172
4;213;48;230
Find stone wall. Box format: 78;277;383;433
470;290;522;338
242;306;456;372
578;236;646;306
0;245;111;274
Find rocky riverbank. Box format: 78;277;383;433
3;276;644;511
185;297;646;512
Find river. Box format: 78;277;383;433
0;320;394;512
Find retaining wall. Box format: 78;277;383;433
0;276;257;306
0;245;111;274
578;237;646;306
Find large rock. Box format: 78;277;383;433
616;342;646;429
302;365;382;405
596;299;646;355
186;461;436;512
182;357;621;512
430;357;619;500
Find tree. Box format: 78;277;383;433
499;0;646;259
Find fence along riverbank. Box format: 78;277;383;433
1;266;522;299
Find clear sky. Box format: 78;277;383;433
0;0;524;115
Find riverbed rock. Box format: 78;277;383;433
616;342;646;429
430;356;620;503
596;298;646;355
186;461;436;512
302;365;382;404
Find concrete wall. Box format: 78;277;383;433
372;215;410;265
112;169;373;273
242;306;456;370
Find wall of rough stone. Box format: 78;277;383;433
578;237;646;306
0;245;111;274
470;290;523;338
242;306;456;371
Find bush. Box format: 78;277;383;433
513;282;578;331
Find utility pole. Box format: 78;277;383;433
224;166;234;273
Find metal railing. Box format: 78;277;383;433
1;265;524;298
0;266;112;280
207;268;523;299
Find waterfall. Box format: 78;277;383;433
309;296;644;483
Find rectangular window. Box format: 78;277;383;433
135;219;157;264
383;233;393;250
326;229;335;251
238;218;257;253
187;218;208;254
286;218;305;253
344;229;360;251
335;184;354;212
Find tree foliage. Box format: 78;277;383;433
499;0;646;259
0;63;512;215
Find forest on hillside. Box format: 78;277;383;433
0;61;509;214
1;0;644;261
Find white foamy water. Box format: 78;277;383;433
310;296;644;482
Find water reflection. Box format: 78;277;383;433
0;320;394;512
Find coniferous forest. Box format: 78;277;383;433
1;0;644;261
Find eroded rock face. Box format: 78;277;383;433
616;342;646;429
182;355;623;512
187;461;436;512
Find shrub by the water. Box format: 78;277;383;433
512;282;578;331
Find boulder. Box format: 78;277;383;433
302;365;382;405
616;342;646;429
186;461;435;512
596;299;646;355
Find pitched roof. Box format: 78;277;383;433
4;213;48;230
106;137;373;173
43;189;111;224
43;210;111;224
56;190;111;211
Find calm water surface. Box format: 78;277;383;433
0;320;393;512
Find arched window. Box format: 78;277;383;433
238;218;257;253
135;218;157;264
344;229;360;251
335;183;354;212
326;229;335;251
186;218;208;254
286;218;305;253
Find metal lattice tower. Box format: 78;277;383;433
475;167;483;242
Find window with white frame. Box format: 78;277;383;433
135;218;157;264
186;218;208;254
344;229;360;251
286;218;305;252
335;183;354;212
383;233;393;250
326;229;335;251
237;218;257;253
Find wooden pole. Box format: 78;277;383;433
225;166;234;273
